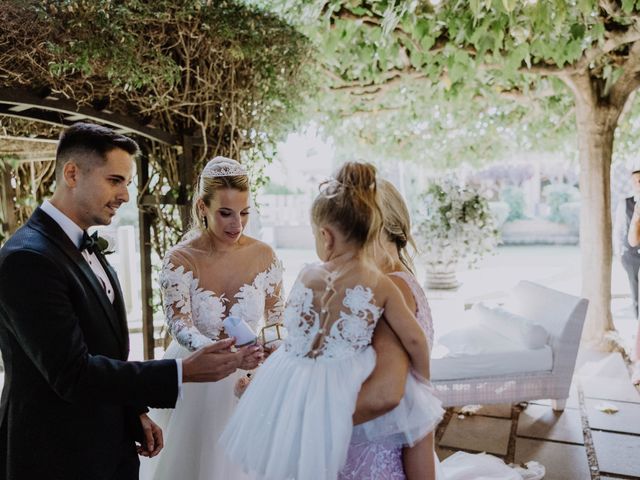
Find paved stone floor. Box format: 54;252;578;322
433;363;640;479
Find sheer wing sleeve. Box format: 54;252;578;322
264;257;284;327
159;251;214;351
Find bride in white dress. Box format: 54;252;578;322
140;157;284;480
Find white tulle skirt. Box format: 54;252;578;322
139;341;252;480
220;347;378;480
352;372;444;447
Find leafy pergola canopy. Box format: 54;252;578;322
3;0;315;150
256;0;640;167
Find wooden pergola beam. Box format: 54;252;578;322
0;134;58;143
136;145;156;360
0;88;178;146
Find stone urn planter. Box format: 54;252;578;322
425;261;460;290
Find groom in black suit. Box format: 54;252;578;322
0;123;255;480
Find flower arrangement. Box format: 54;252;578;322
416;177;499;286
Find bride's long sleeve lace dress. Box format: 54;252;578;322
140;243;283;480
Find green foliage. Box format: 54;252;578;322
32;0;317;145
290;0;612;92
543;183;580;223
251;0;640;169
500;185;526;221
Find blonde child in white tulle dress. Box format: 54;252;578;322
220;162;444;480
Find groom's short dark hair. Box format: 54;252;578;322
55;122;139;180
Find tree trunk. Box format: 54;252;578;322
572;77;624;345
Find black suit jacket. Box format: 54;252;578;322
0;208;178;480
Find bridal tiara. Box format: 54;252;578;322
201;156;248;178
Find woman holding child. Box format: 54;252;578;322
221;162;443;479
341;178;530;480
339;178;438;479
220;161;533;480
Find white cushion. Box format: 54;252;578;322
436;325;508;356
431;344;553;381
472;303;548;349
432;325;553;381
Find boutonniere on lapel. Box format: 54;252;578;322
81;231;116;256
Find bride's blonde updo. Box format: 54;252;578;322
190;156;250;232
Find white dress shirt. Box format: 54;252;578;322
41;200;115;302
39;201;183;390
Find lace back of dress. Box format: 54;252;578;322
288;262;382;359
306;270;339;358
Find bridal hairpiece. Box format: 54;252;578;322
201;156;248;178
318;179;343;198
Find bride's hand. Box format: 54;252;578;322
263;340;282;359
238;344;264;370
234;375;252;398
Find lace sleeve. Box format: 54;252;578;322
264;258;284;327
159;253;214;351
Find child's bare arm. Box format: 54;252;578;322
380;277;430;379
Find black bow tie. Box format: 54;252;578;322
80;231;99;254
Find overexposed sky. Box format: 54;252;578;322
265;125;335;188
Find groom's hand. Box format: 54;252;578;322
182;338;243;382
137;414;163;458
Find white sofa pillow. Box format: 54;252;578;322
435;325;513;357
472;303;548;349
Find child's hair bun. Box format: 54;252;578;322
335;162;377;192
312;161;382;248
